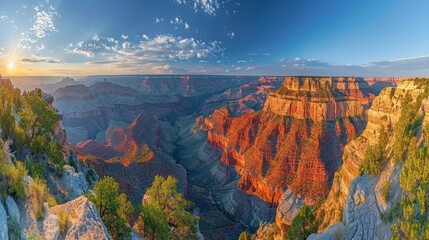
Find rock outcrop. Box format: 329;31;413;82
43;196;111;240
59;165;89;201
0;203;8;240
275;189;304;238
6;196;20;223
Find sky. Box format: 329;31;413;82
1;0;429;77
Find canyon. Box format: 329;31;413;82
46;75;397;239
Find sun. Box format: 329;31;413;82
7;61;15;70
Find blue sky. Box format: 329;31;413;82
1;0;429;76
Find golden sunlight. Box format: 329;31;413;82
7;60;15;70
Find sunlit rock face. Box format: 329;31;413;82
316;80;426;232
202;76;370;206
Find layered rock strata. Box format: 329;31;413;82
202;77;368;206
315;80;427;236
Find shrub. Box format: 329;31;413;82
8;161;28;199
26;230;42;240
381;181;390;203
58;211;69;232
286;206;318;240
25;160;46;180
7;217;21;240
46;195;58;207
30;135;49;154
238;231;251;240
48;141;65;174
360;127;388;175
28;178;51;219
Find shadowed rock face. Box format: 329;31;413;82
201;76;370;205
53;76;260;144
72;113;187;206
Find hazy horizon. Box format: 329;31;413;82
1;0;429;77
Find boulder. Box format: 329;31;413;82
6;196;20;223
44;196;111;240
60;165;89;201
307;222;345;240
0;203;8;240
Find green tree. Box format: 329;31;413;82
18;89;58;142
48;140;65;175
0;86;17;140
286;206;318;240
140;201;170;240
360;127;388;175
88;176;134;239
143;175;199;239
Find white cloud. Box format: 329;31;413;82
121;34;128;40
175;0;220;16
246;66;255;70
36;44;45;51
92;34;100;42
237;60;247;63
227;32;235;38
154;17;164;23
153;64;172;70
67;34;223;73
171;17;190;30
137;35;221;60
65;41;99;58
21;55;64;63
122;41;130;50
31;6;57;38
18;3;59;50
142;34;149;40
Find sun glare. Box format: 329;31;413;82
7;61;15;70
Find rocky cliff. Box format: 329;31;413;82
202;77;368;206
313;79;428;239
0;78;112;239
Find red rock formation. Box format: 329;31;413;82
73;113;158;167
73;113;187;206
201;77;369;205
